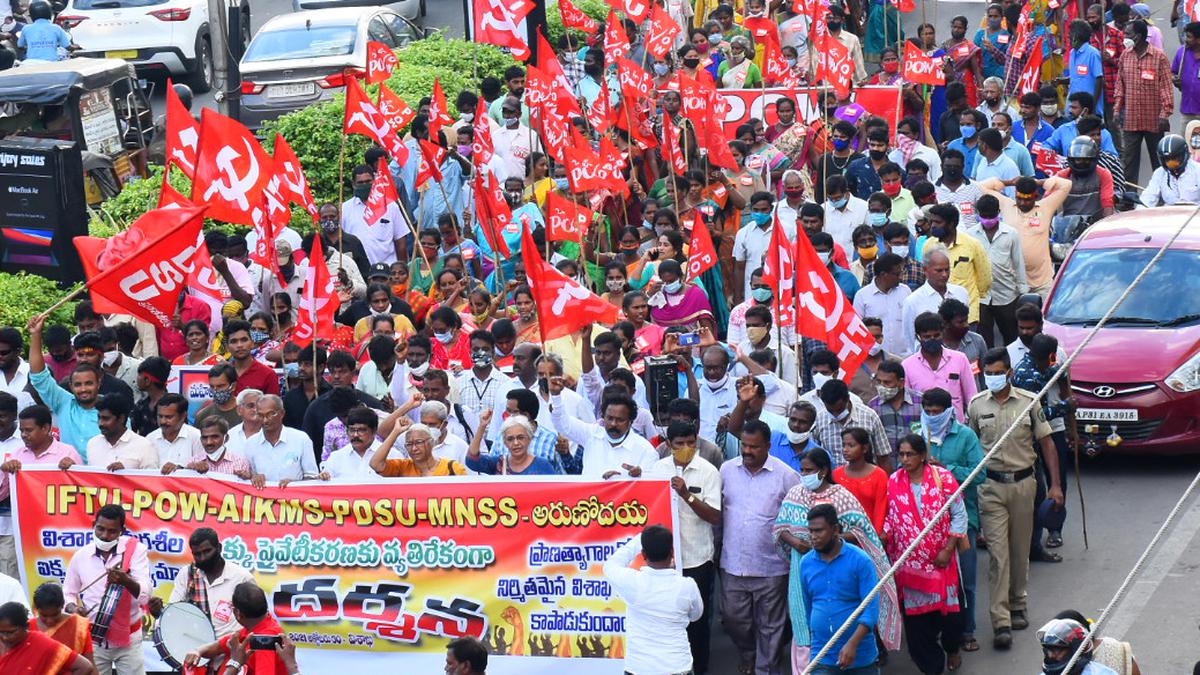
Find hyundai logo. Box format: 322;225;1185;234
1092;386;1117;398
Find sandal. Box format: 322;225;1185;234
1031;549;1063;563
948;652;963;671
961;636;980;652
1047;531;1064;548
738;663;754;675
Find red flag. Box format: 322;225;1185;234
794;225;875;381
762;37;802;88
605;0;648;23
701;109;739;171
292;237;337;348
474;0;534;60
815;34;854;98
760;216;797;328
597;136;630;195
742;16;781;53
536;97;576;161
164;78;198;178
157;173;191;209
902;41;946;86
559;0;598;32
73;206;208;328
544;191;595;244
617;57;655;102
1032;142;1066;174
585;75;613;134
1010;2;1034;59
473;169;513;257
472;100;496;167
364;157;400;225
428;77;457;140
273;134;318;218
377;84;417;132
604;12;631;61
525;64;561;109
365;41;398;84
417;140;446;187
535;30;583;118
686;213;718;280
343;76;409;164
1017;37;1045;99
562;142;605;193
191;108;273;226
890;0;915;11
661;117;687;176
645;4;680;59
519;223;620;340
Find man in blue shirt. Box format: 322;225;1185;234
1011;92;1056;154
801;503;881;673
972;128;1021;197
1043;91;1119;155
16;2;71;62
989;112;1036;177
1059;20;1105;113
946;109;985;178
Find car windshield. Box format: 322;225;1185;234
1047;247;1200;326
74;0;167;8
243;25;356;62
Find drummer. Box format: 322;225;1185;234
149;527;254;639
185;581;289;675
62;504;150;675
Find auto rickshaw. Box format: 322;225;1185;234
0;57;154;204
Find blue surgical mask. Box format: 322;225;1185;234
800;473;822;491
751;287;773;303
921;408;954;442
832;137;851;151
960;125;977;139
868;212;888;227
284;362;300;378
434;331;454;344
554;178;569;191
930;225;948;239
653;63;670;76
709;33;723;45
831;197;849;210
984;372;1009;392
664;280;683;294
750;211;771;227
786;58;797;67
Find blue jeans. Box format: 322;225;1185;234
810;665;880;675
958;526;978;636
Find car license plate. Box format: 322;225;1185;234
105;50;139;59
266;82;316;99
1075;408;1139;422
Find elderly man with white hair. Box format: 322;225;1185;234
420;400;469;463
465;411;558;475
245;394;319;488
224;388;262;456
900;246;971;355
976;76;1018;126
772;169;811;240
322;408;402;481
369;420;469;477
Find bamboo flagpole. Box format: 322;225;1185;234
38;284;87;321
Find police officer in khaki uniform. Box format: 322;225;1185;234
967;347;1064;651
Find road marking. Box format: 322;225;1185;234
1105;490;1200;640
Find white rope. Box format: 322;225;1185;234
802;203;1200;673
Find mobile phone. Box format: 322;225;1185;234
249;635;282;650
678;333;700;347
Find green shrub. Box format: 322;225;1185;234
392;34;515;84
546;0;608;45
0;273;79;347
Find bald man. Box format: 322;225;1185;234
899;247;971;355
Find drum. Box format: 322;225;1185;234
153;603;217;670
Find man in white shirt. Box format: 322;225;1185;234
456;330;518;432
225;389;263;457
420;400;470;464
87;394;159;471
491;97;541;181
244;394;318;488
322;408;398;481
151;527;255;639
603;525;703;675
549;376;657;479
505;348;594;437
0;328;32;411
698;346;738;441
732;192;777;303
853;252;913;356
976;76;1019;126
148;394;203;473
901;248;970;355
340;164;408;266
822;174;869;254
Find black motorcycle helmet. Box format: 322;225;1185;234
1067;136;1098;175
29;0;54;21
1157;133;1188;174
172;83;194;111
1037;618;1092;675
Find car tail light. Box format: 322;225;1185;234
148;7;191;21
317;68;364;89
55;15;87;29
241;81;264;95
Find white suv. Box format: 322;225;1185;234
56;0;250;93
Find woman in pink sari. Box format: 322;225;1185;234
885;434;968;674
647;260;716;336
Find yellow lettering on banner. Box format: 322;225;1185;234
179;492;208;521
154;491;178;520
331;499;352;524
395;499;418;526
428;498;452;526
277;499;305;526
373;500;396;527
304;499;324;526
254;497;277;524
498;497;519;527
352;499;373;526
453;498;477;527
132;490;154;517
217;494;240;521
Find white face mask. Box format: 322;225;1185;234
206;446;225;462
984;372;1009;392
102;350;120;368
817;251;832;265
812;372;832;390
410;361;430;376
868;343;883;356
786;429;811;445
890;244;909;258
94;537;119;552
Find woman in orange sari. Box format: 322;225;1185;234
30;584;93;664
0;602;93;674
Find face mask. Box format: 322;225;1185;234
606;279;625;291
746;326;770;344
211;388;234;405
283;362;300;379
320;218;339;233
868;212;889;227
869;342;883;356
800;472;823;491
832;137;851;152
250;329;269;344
471;349;493;367
751;211;771;227
94;537;119;552
1041;103;1058;116
456;144;472;157
410;361;430;376
751;287;773;304
1191;136;1200;150
817;250;832;265
868;149;886;161
930;225;948;239
709;33;723;45
921;338;943;355
683;57;701;68
1123;37;1136;50
554;178;569;191
653;63;670;76
786;429;811;445
672;445;698;464
988;17;1002;29
857;244;878;261
812;372;831;390
833;407;850;422
831;196;849;210
984;372;1009;392
786;58;797;67
784;187;805;200
883;61;899;74
828;20;842;31
978;215;1001;230
434;331;454;344
102;350;120;368
960;125;977;140
205;446;226;462
664;280;683;294
890;244;909;258
881;181;902;198
921;408;954;442
876;384;899;400
353;184;371;201
504;117;520;129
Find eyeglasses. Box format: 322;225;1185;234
405;438;433;449
504;434;530;444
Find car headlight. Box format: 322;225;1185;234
1165;351;1200;392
